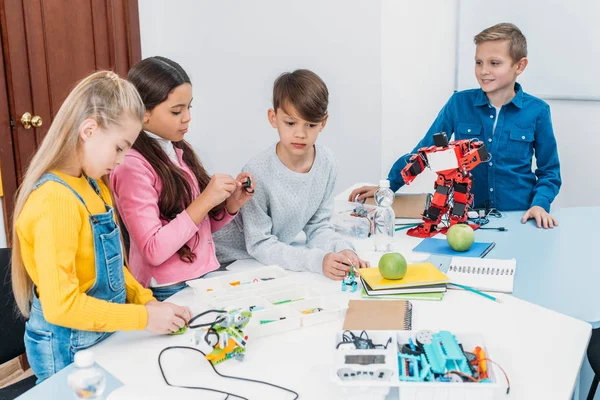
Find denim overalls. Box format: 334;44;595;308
24;173;126;384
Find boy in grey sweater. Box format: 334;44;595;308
214;69;369;280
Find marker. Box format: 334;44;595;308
480;242;496;258
260;317;286;324
395;223;419;231
449;283;502;303
273;298;303;305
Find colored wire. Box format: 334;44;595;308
448;356;511;394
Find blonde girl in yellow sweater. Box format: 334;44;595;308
12;71;192;384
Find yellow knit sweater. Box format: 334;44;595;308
16;170;155;331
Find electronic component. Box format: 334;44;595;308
345;354;386;365
242;177;254;194
336;331;392;350
337;367;393;381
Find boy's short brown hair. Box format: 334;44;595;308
273;69;328;122
474;23;527;63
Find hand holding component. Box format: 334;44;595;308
339;249;370;269
348;185;378;203
144;300;188;335
200;173;239;208
323;252;351;281
225;172;256;214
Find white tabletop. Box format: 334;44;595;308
97;259;591;400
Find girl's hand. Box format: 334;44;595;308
201;174;239;209
145;300;190;334
225;172;256;214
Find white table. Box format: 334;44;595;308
95;258;590;400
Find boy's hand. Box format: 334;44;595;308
348;186;378;202
521;206;558;229
339;249;370;269
322;253;351;280
225;172;256;214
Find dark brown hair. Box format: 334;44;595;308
272;69;328;122
474;23;527;64
127;56;224;263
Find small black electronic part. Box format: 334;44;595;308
335;330;392;350
344;354;386;365
400;343;423;356
242;177;254;194
336;367;393;381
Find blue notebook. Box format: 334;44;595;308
413;238;495;258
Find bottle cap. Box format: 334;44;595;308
378;180;390;188
74;350;94;368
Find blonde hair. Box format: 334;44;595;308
474;23;527;64
11;71;144;318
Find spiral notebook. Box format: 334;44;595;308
447;257;517;293
343;299;413;330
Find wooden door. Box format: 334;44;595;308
0;0;141;243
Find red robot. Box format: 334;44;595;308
401;132;489;238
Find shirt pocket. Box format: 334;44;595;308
505;128;534;160
456;122;482;139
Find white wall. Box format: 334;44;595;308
139;0;381;192
139;0;599;208
381;0;457;194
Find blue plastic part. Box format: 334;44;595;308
341;267;358;293
422;331;472;376
408;338;417;351
398;352;433;382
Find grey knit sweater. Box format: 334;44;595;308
214;143;354;274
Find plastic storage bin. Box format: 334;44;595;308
333;330;504;400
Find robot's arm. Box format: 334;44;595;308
401;152;428;185
459;140;489;172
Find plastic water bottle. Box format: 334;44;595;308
373;180;395;252
67;350;106;399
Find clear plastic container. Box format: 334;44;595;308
67;350;106;399
373;180;395;252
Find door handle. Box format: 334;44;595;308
21;112;43;129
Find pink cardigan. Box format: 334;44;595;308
110;148;235;287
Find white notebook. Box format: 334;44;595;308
447;257;517;293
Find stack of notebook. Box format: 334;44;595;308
359;262;449;301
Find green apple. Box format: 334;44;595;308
378;252;408;280
446;224;475;252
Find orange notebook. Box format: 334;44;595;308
360;263;449;290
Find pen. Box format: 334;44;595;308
273;298;303;305
449;282;502;303
480;242;496;258
395;223;419;231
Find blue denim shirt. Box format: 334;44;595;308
388;83;561;212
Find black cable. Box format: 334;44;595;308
158;346;299;400
188;309;227;329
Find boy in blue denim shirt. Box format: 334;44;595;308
351;23;561;229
